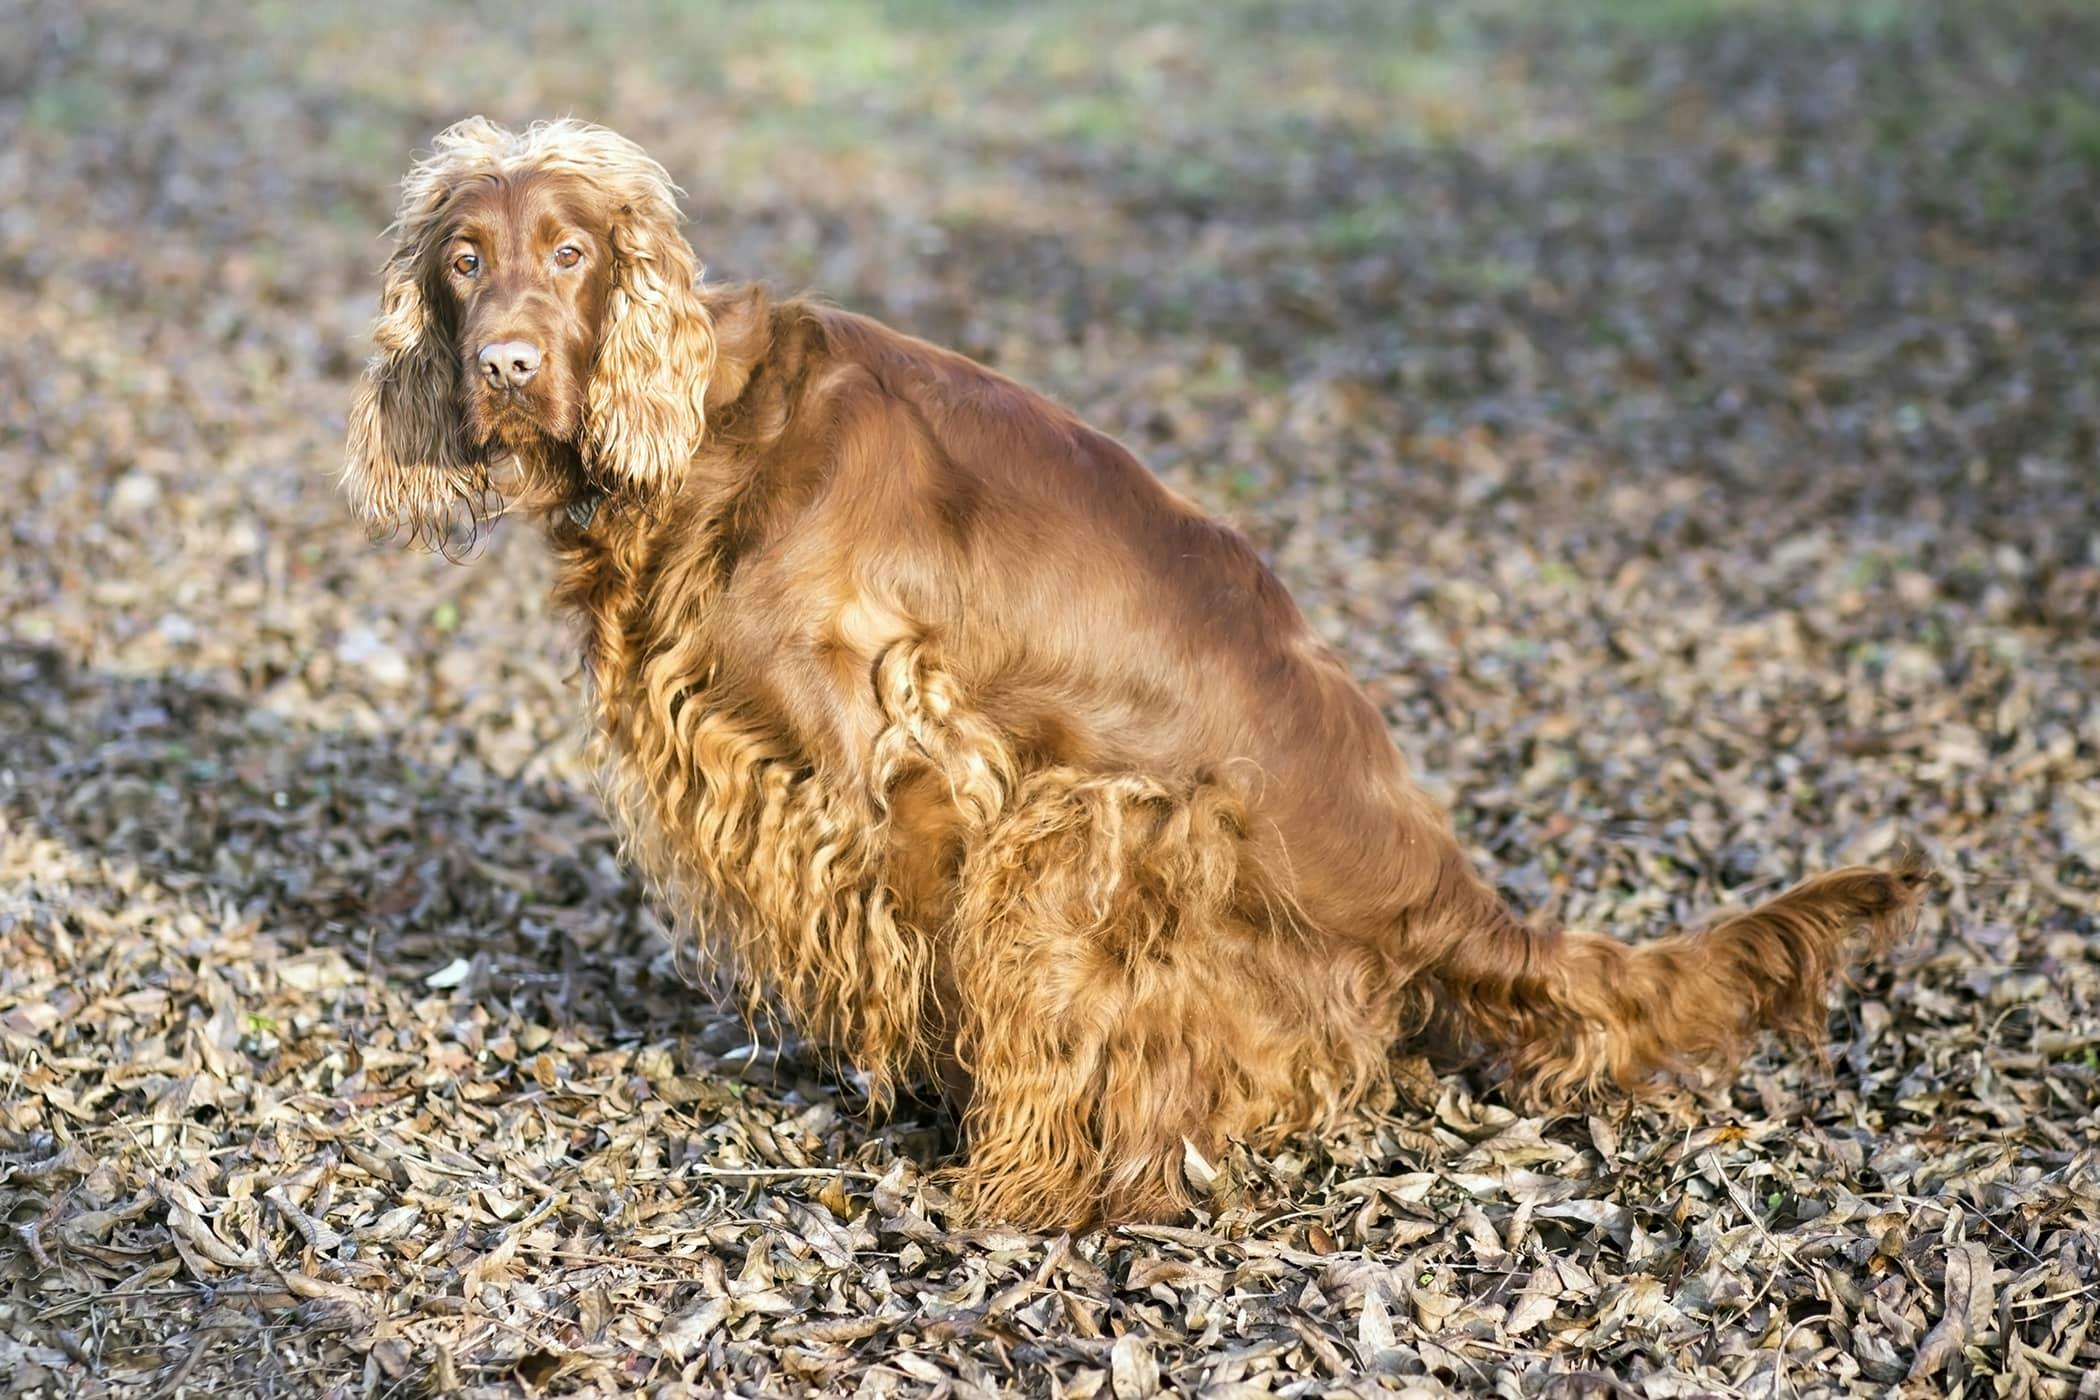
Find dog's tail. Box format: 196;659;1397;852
1417;847;1932;1100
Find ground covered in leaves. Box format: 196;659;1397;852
2;1;2097;1395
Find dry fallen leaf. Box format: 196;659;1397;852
1109;1333;1159;1400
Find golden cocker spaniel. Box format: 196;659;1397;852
343;119;1929;1229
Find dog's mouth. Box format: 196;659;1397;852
475;382;545;428
469;382;578;451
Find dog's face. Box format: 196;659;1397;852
344;118;718;547
440;174;613;455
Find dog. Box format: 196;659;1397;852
342;118;1929;1229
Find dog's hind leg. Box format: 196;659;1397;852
943;770;1395;1228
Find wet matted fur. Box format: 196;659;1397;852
342;118;1932;1230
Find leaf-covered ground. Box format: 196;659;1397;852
2;1;2097;1395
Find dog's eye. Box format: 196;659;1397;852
452;252;480;277
553;245;582;269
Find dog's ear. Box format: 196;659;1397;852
583;178;716;496
343;243;480;524
343;122;501;530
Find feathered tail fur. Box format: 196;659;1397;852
1422;848;1933;1100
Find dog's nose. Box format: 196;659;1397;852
478;341;543;390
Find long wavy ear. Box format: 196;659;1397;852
343;120;506;533
342;246;480;527
583;178;716;495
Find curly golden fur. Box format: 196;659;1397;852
343;118;1933;1230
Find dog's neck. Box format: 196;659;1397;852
536;284;811;661
492;434;598;533
535;288;806;710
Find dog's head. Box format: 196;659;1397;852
343;118;715;544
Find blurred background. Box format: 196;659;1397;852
2;1;2097;1392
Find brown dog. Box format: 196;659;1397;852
343;118;1928;1229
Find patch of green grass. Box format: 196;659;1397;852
1951;90;2100;171
1591;83;1654;126
24;79;105;134
1154;157;1232;204
325;120;401;175
1184;355;1252;398
2049;91;2100;164
1755;183;1859;234
1844;552;1906;589
1429;253;1531;297
1374;49;1469;98
1041;95;1148;146
1224;467;1264;502
1313;203;1409;256
1538;0;1909;40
